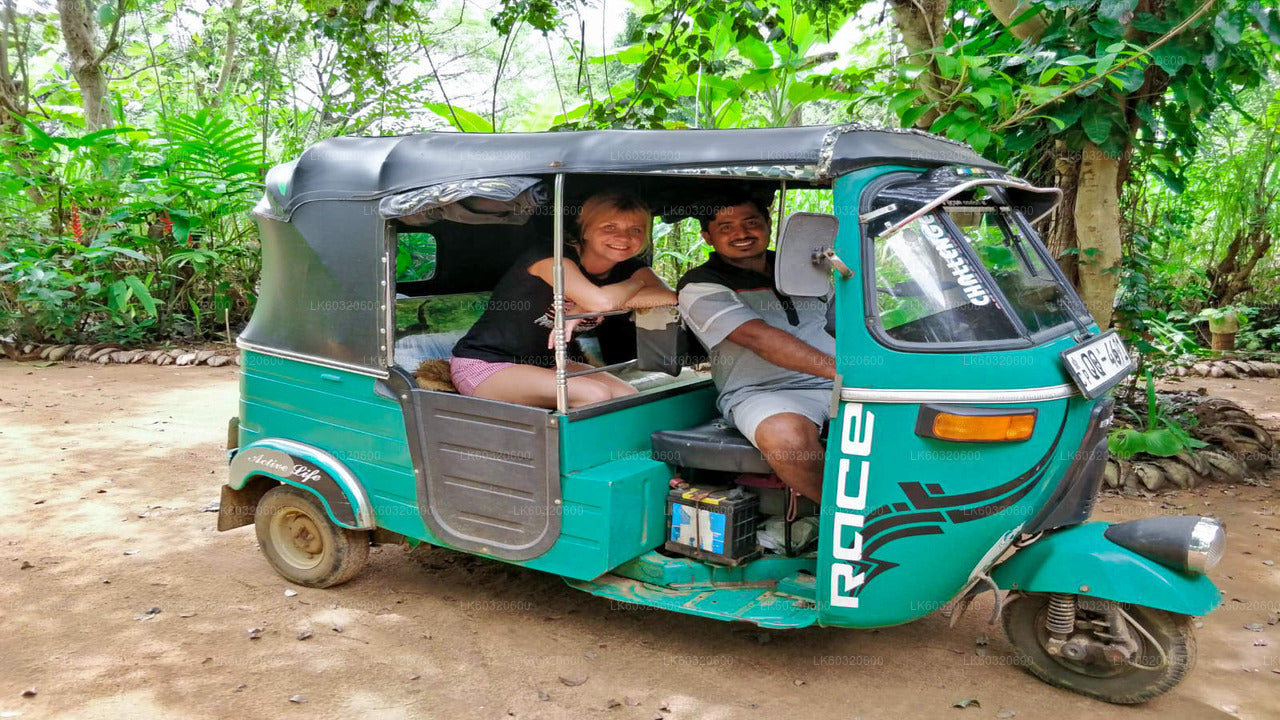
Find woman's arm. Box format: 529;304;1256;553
622;267;677;308
528;258;645;313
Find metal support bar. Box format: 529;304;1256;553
775;180;787;247
553;174;568;415
565;309;631;320
565;360;637;378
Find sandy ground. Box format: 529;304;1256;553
1;362;1278;720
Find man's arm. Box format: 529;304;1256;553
727;319;836;380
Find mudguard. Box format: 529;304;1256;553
991;522;1221;617
226;438;376;530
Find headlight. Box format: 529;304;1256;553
1103;516;1226;574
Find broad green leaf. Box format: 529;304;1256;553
1248;1;1280;44
737;36;774;69
1112;64;1146;93
1097;0;1137;22
899;104;933;129
1081;102;1116;145
888;88;924;115
96;2;118;26
1140;428;1183;457
1213;10;1243;44
123;275;158;317
1107;428;1144;459
934;53;961;78
1153;43;1195;74
1131;12;1173;33
423;103;493;133
102;246;147;262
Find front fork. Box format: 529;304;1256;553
1040;593;1166;670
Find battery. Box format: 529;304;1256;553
665;485;760;566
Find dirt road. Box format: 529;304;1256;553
2;362;1278;720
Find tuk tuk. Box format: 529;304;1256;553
217;124;1225;704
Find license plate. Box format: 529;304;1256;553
1060;331;1133;399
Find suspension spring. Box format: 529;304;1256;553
1046;593;1077;636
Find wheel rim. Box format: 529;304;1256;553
269;507;326;571
1032;603;1159;679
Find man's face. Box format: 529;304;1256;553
702;202;770;261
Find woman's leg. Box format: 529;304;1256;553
580;363;639;398
470;362;627;408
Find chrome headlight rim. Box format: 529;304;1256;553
1186;516;1226;573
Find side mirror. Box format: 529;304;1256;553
775;212;840;298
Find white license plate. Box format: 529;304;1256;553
1060;331;1132;399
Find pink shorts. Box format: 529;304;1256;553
449;356;517;396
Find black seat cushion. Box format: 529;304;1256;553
651;418;774;475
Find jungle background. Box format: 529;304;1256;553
2;2;1280;406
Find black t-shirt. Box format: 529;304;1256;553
452;245;646;367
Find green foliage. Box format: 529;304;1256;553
862;0;1278;172
0;107;265;344
1108;373;1207;459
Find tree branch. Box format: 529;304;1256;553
94;0;128;65
994;0;1218;131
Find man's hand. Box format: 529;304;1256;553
726;319;836;380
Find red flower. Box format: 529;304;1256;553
160;210;174;237
70;206;84;245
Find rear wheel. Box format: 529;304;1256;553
1002;592;1195;704
254;485;369;588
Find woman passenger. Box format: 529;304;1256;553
450;191;676;408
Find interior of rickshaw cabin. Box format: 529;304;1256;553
388;173;831;413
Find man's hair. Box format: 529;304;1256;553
695;191;771;232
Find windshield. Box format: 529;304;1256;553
865;171;1088;349
945;207;1079;335
872;213;1021;344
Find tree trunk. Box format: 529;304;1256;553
887;0;949;128
56;0;112;129
1073;143;1123;327
1;0;45;205
1045;141;1080;286
210;0;244;104
983;0;1047;41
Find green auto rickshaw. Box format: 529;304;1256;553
217;124;1225;704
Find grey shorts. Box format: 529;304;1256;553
726;388;832;448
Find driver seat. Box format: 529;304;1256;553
650;418;774;475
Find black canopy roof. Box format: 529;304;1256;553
255;124;1001;220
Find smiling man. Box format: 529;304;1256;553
676;192;836;502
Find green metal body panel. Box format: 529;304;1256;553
613;550;815;588
236;351;723;581
565;571;818;629
815;169;1108;628
990;522;1223;617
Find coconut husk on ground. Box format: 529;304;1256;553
1103;392;1275;493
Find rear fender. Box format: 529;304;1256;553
223;438;376;530
990;522;1221;617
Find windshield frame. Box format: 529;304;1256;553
859;171;1085;354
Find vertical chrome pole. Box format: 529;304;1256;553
552;174;568;415
775;180;787;247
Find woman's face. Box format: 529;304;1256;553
580;208;650;266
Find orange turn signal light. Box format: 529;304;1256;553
931;412;1036;442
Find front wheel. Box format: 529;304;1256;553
1002;592;1196;704
254;485;369;588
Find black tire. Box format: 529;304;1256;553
254;485;369;588
1002;593;1196;705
